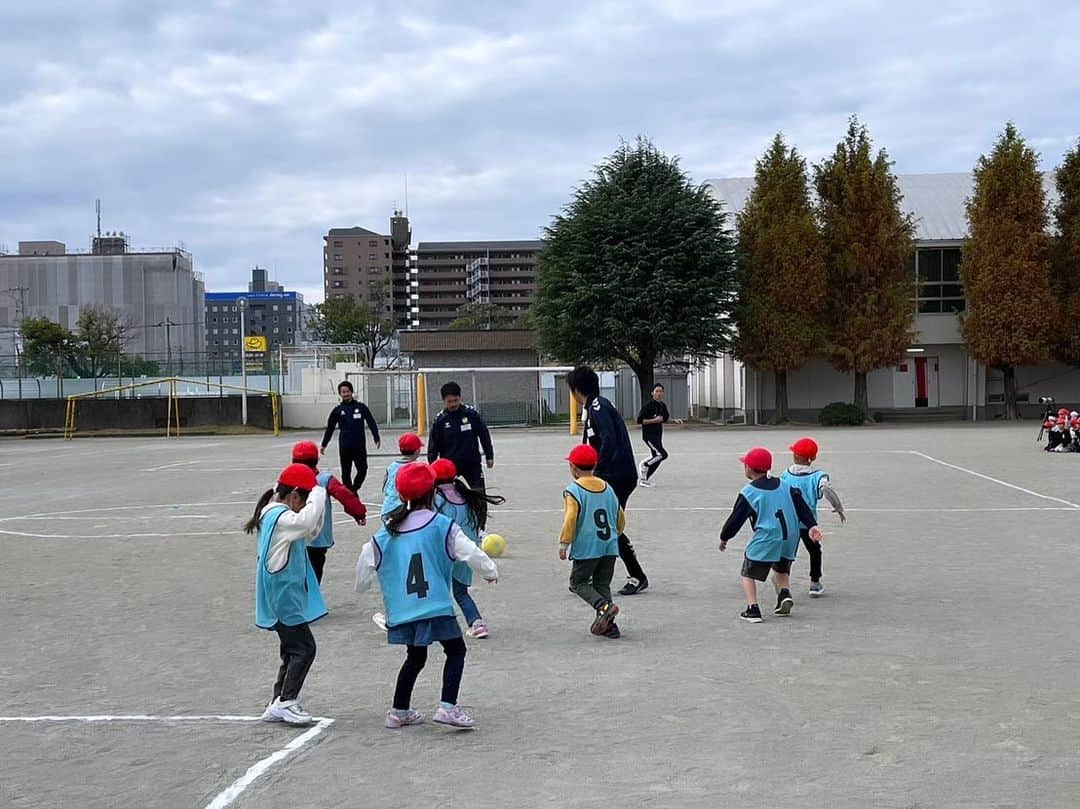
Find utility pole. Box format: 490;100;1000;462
157;317;174;375
4;286;29;400
238;298;249;425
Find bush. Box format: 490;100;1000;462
819;402;866;426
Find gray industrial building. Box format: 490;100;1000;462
0;236;205;361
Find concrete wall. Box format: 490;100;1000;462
0;395;276;432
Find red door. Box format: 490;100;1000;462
914;357;928;408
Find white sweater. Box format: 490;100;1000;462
354;509;498;592
262;487;327;574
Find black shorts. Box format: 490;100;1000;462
741;556;792;581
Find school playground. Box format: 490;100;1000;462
0;424;1077;809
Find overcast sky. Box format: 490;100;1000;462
2;0;1077;302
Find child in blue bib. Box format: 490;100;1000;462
356;462;498;730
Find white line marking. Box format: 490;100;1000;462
909;451;1080;509
141;459;203;472
0;713;335;809
0;528;241;540
0;501;251;522
204;718;334;809
0;714;268;722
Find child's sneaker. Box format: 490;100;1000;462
808;581;825;597
267;699;314;725
433;704;475;729
590;601;620;635
739;604;764;623
466;619;489;639
372;612;388;631
603;622;621;639
638;460;649;483
618;577;649;596
639;478;654;488
261;699;283;723
384;709;425;729
775;590;794;616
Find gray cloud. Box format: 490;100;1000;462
2;0;1078;302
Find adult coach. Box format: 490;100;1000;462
427;381;495;492
568;366;649;595
321;380;380;494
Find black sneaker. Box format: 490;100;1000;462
590;601;620;635
618;577;649;596
739;604;764;623
775;590;794;616
603;622;621;639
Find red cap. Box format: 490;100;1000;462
566;444;599;469
291;440;320;462
739;447;772;473
395;462;435;502
789;437;819;461
398;433;424;454
431;458;457;482
278;463;318;492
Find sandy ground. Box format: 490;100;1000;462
1;424;1078;808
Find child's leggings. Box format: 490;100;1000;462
452;579;482;626
393;638;467;710
273;622;316;702
800;529;822;583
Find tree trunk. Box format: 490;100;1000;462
853;372;869;414
774;369;789;424
1003;365;1018;420
630;357;656;409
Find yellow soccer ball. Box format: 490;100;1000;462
482;533;506;558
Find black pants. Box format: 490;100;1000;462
641;434;669;480
800;528;822;582
607;475;647;582
570;556;617;609
392;638;467;710
307;547;327;584
273;622;317;703
339;448;368;492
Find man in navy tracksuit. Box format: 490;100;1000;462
568;366;649;595
426;381;495;494
321;380;380;494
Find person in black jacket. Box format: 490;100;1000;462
636;383;671;487
320;381;380;494
568;366;649;595
427;381;495;493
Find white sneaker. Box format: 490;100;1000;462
261;699;283;723
638;460;649;481
433;704;475;729
267;699;314;726
639;478;654;488
372;612;388;631
385;709;425;729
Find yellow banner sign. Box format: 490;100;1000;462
243;335;268;353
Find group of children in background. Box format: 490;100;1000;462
1043;407;1080;452
248;423;845;729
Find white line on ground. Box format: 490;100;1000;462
203;718;334;809
0;713;335;809
0;528;241;539
908;451;1080;509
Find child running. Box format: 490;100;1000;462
431;458;506;640
781;437;846;597
718;447;822;623
355;463;498;730
560;445;624;639
381;433;424;516
247;463;327;725
290;441;367;585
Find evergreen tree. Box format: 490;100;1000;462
733;133;826;422
1053;140;1080;365
815;117;915;413
535;137;735;400
962;123;1055;419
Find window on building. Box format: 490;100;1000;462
368;254;376;261
914;247;964;313
332;280;344;289
334;254;343;260
272;305;279;311
369;240;378;247
232;328;239;334
333;241;343;247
